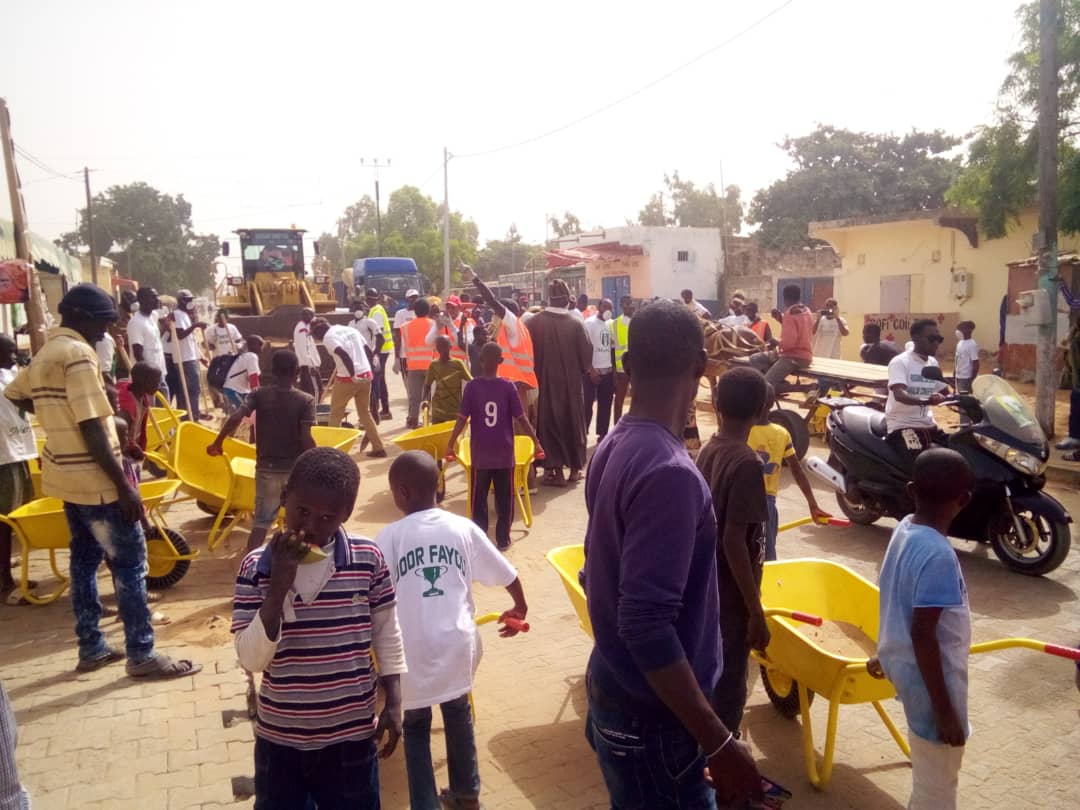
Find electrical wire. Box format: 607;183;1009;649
14;145;81;183
454;0;797;159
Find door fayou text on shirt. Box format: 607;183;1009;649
395;542;467;586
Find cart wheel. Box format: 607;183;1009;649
196;500;232;518
768;408;809;459
760;665;814;719
145;527;192;590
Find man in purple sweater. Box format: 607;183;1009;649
583;300;762;808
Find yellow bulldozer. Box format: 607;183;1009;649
216;227;337;316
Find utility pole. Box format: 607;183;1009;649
0;98;48;353
84;167;98;286
1035;0;1060;436
359;158;390;255
442;147;451;295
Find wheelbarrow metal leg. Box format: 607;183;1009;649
872;700;911;758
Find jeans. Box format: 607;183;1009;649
761;355;811;394
765;494;778;562
254;468;291;530
713;563;764;735
583;370;615;438
586;676;716;810
179;359;201;421
471;467;513;548
372;352;390;414
298;366;323;403
253;735;380;810
164;357;181;410
403;694;481;810
64;500;154;665
156;379;170;404
330;377;384;451
406;370;427;426
1069;388;1080;439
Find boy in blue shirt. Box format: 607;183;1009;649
871;448;974;810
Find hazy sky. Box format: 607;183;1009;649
5;0;1029;249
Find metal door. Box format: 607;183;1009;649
601;275;631;306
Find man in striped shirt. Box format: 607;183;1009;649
232;447;406;808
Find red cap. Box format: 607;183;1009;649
446;295;461;307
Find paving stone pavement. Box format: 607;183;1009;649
3;375;1078;809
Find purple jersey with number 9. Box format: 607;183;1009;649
459;376;523;469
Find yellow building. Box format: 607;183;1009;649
809;208;1079;366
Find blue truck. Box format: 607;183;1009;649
352;257;426;314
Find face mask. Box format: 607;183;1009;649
601;310;612;321
955;330;963;340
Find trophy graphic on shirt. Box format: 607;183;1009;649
416;564;448;598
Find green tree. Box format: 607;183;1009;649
474;224;542;280
639;172;743;232
748;126;961;248
946;0;1080;237
57;181;219;293
548;212;583;238
317;232;345;269
339;185;478;293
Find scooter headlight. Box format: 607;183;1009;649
973;434;1047;475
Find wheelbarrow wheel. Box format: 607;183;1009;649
196;500;232;518
145;527;192;590
760;665;814;719
768;408;809;459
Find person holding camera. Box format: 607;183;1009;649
812;297;849;359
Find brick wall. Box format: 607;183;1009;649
720;236;840;307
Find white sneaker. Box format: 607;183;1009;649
1055;437;1080;450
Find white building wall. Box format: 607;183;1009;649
556;226;723;303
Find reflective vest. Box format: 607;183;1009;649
749;319;769;343
442;319;468;363
612;315;631;372
496;317;537;389
369;304;393;353
403;317;434;371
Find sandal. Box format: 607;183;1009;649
126;654;202;680
76;648;125;672
541;470;566;488
568;469;584;483
1063;450;1080;463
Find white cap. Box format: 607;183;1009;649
405;289;419;298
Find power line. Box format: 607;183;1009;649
13;145;81;182
455;0;797;159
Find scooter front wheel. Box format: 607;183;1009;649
988;508;1071;576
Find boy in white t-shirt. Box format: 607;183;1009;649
0;334;37;603
377;451;528;810
223;335;264;412
952;321;979;394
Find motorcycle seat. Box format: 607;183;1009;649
837;406;909;473
869;412;888;438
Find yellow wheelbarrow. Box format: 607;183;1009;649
754;557;1080;789
392;405;457;501
0;479;198;605
455;435;537;529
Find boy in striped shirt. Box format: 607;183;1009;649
232;447;407;809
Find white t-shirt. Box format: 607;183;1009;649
718;313;749;328
95;333;116;373
172;309;199;362
224;352;261;395
813;315;847;359
954;339;979;380
393;308;416;358
885;350;945;432
584;314;613;372
208;323;242;357
126;310;165;372
292;320;321;368
322;324;372;379
687;299;710;318
0;367;37;465
570;308;585;323
374;508;517;710
350;316;381;353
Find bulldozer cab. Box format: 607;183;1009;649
217;228;336;316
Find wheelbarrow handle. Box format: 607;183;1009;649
778;516;852;533
763;608;824;626
475;612;531;633
970;638;1080;661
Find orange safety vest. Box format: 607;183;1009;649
446;318;468;363
749;319;769;343
403;317;434;371
496;317;538;389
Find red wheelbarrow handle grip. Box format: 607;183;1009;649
789;611;824;627
1045;643;1080;661
501;617;530;633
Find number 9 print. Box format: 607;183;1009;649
484;401;498;427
